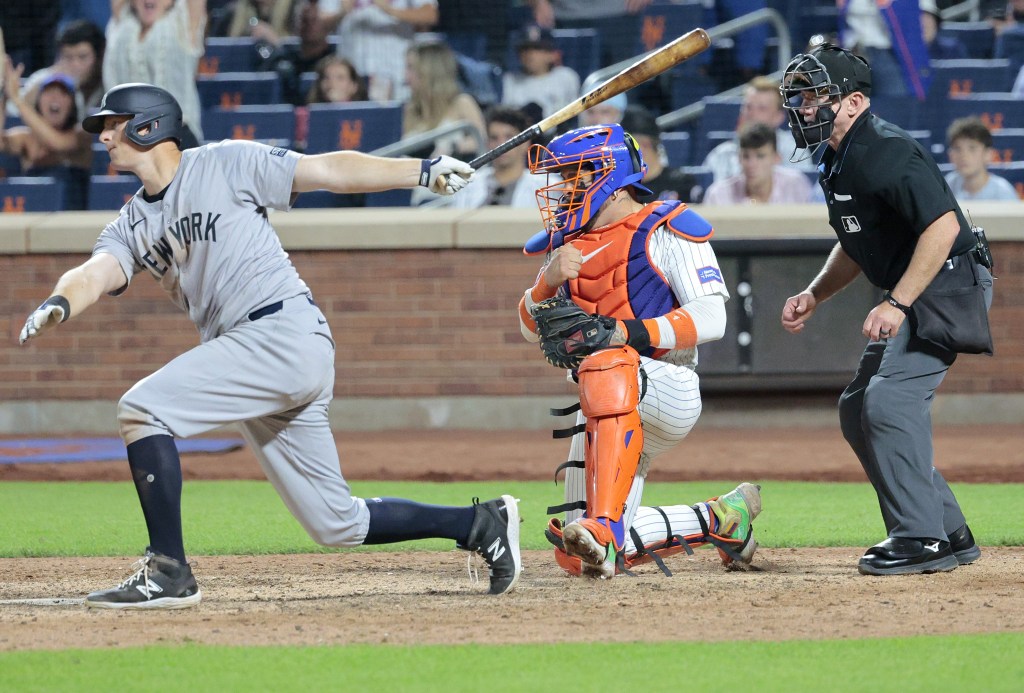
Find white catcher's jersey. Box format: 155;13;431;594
94;141;309;341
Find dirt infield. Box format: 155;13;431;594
1;425;1022;651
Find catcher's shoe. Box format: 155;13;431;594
459;495;522;595
707;483;762;566
85;550;201;610
562;518;617;579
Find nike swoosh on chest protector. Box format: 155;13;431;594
581;242;613;263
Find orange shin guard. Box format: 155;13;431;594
578;346;643;550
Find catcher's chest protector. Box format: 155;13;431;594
569;201;688;322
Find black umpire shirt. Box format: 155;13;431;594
818;111;976;290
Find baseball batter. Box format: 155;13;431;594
517;123;763;578
18;83;522;608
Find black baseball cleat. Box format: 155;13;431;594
948;523;981;565
85;550;202;610
858;537;959;576
459;495;522;595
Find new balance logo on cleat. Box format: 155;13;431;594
85;550;202;610
487;537;506;561
458;495;522;595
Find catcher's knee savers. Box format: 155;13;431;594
578;346;643;551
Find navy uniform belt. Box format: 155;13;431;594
248;293;315;321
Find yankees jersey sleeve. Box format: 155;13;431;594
216;140;302;211
648;226;730;306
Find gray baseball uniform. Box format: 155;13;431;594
95;139;369;546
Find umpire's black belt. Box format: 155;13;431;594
248;293;315;321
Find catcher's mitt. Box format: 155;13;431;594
532;296;617;369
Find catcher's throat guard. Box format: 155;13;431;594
578;346;643;551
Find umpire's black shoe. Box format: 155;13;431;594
948;523;982;565
85;550;202;610
458;495;522;595
858;537;959;576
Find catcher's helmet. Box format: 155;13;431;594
82;83;183;147
525;123;653;254
780;44;872;150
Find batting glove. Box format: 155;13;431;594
420;155;475;195
19;296;70;344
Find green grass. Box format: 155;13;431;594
1;480;1022;557
1;634;1022;692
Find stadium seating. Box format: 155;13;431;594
200;37;260;74
203;105;296;146
196;72;282;110
680;165;713;201
0;152;22;178
88;175;140;211
939;21;996;60
0;177;65;212
926;59;1014;101
637;1;704;57
990;128;1024;163
868;94;921;131
921;93;1024;139
304;102;403;154
660;131;691;168
994;24;1024;74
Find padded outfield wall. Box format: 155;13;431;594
0;203;1021;432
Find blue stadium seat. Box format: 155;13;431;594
299;71;317;101
291;190;366;209
203;105;296;145
660;131;691;168
994;24;1024;74
939;21;996;60
196;72;282;110
926;59;1014;101
637;1;704;57
697;129;734;165
868;95;920;131
0;177;65;212
201;37;259;74
552;29;601;81
694;95;742;161
0;152;22;178
305;102;403;154
366;189;413;207
922;93;1024;141
669;68;718;112
88;175;140;210
990;128;1024;163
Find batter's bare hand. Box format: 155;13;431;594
781;290;817;334
863;302;906;341
543;245;582;286
19;301;66;344
421;155;475;195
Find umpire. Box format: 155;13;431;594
777;44;994;576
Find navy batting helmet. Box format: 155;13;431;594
82;83;183;146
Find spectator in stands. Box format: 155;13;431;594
402;40;485;160
445;105;545;208
945;116;1020;201
621;104;699;203
103;0;206;148
703;75;813;183
711;0;770;88
255;0;336;105
989;0;1024;34
10;20;106;121
920;0;969;60
0;65;92;209
527;0;651;70
212;0;296;41
841;0;932;98
307;56;368;104
578;91;626;128
501;24;580;119
336;0;439;102
703;122;814;205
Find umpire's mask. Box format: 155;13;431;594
780;44;872;155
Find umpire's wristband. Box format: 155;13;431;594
882;291;911;316
621;319;651;352
41;295;71;322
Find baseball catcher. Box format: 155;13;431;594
518;123;763;578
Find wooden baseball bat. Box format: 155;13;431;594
467;28;711;170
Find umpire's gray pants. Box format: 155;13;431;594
838;267;993;541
